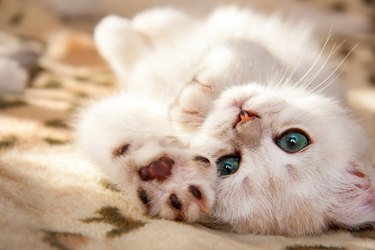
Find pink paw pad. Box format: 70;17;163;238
138;156;175;182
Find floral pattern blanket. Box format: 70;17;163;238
1;0;375;249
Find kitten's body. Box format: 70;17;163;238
76;7;375;236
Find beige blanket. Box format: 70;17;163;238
1;0;375;249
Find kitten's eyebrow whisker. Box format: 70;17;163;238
304;39;346;91
281;29;332;91
302;40;337;91
275;61;292;89
300;37;339;91
276;26;328;90
284;58;301;89
311;43;357;93
278;40;310;90
316;66;343;95
293;30;332;89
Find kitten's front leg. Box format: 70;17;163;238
169;77;217;132
75;93;217;222
169;46;234;132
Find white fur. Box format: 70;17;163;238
76;7;374;236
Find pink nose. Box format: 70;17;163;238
234;110;259;127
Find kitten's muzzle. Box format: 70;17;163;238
234;110;262;149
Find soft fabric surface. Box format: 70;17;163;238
1;0;375;249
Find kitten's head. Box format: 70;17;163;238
193;83;375;236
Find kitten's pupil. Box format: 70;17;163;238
288;137;297;146
224;163;232;174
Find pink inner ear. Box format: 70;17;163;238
349;168;367;178
349;163;375;208
366;187;375;206
330;163;375;227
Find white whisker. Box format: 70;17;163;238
283;46;308;89
292;30;332;88
274;64;290;89
311;43;357;93
304;39;346;92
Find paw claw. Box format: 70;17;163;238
189;185;202;200
169;194;182;210
138;188;151;206
159;156;175;166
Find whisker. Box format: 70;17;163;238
281;47;308;89
304;39;346;91
311;43;357;93
292;29;332;88
316;66;343;95
274;62;292;89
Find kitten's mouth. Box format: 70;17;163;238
233;110;260;128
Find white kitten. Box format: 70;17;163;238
75;7;375;236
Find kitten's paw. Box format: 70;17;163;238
135;153;216;222
169;79;216;131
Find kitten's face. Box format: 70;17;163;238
192;83;374;236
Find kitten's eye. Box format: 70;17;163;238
216;155;240;176
277;130;310;153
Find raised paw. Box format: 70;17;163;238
135;152;216;222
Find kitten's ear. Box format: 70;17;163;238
329;162;375;228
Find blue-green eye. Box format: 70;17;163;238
277;130;310;153
216;155;240;176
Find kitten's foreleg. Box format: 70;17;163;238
75;93;217;222
169;77;217;132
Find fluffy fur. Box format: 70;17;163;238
75;7;375;236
